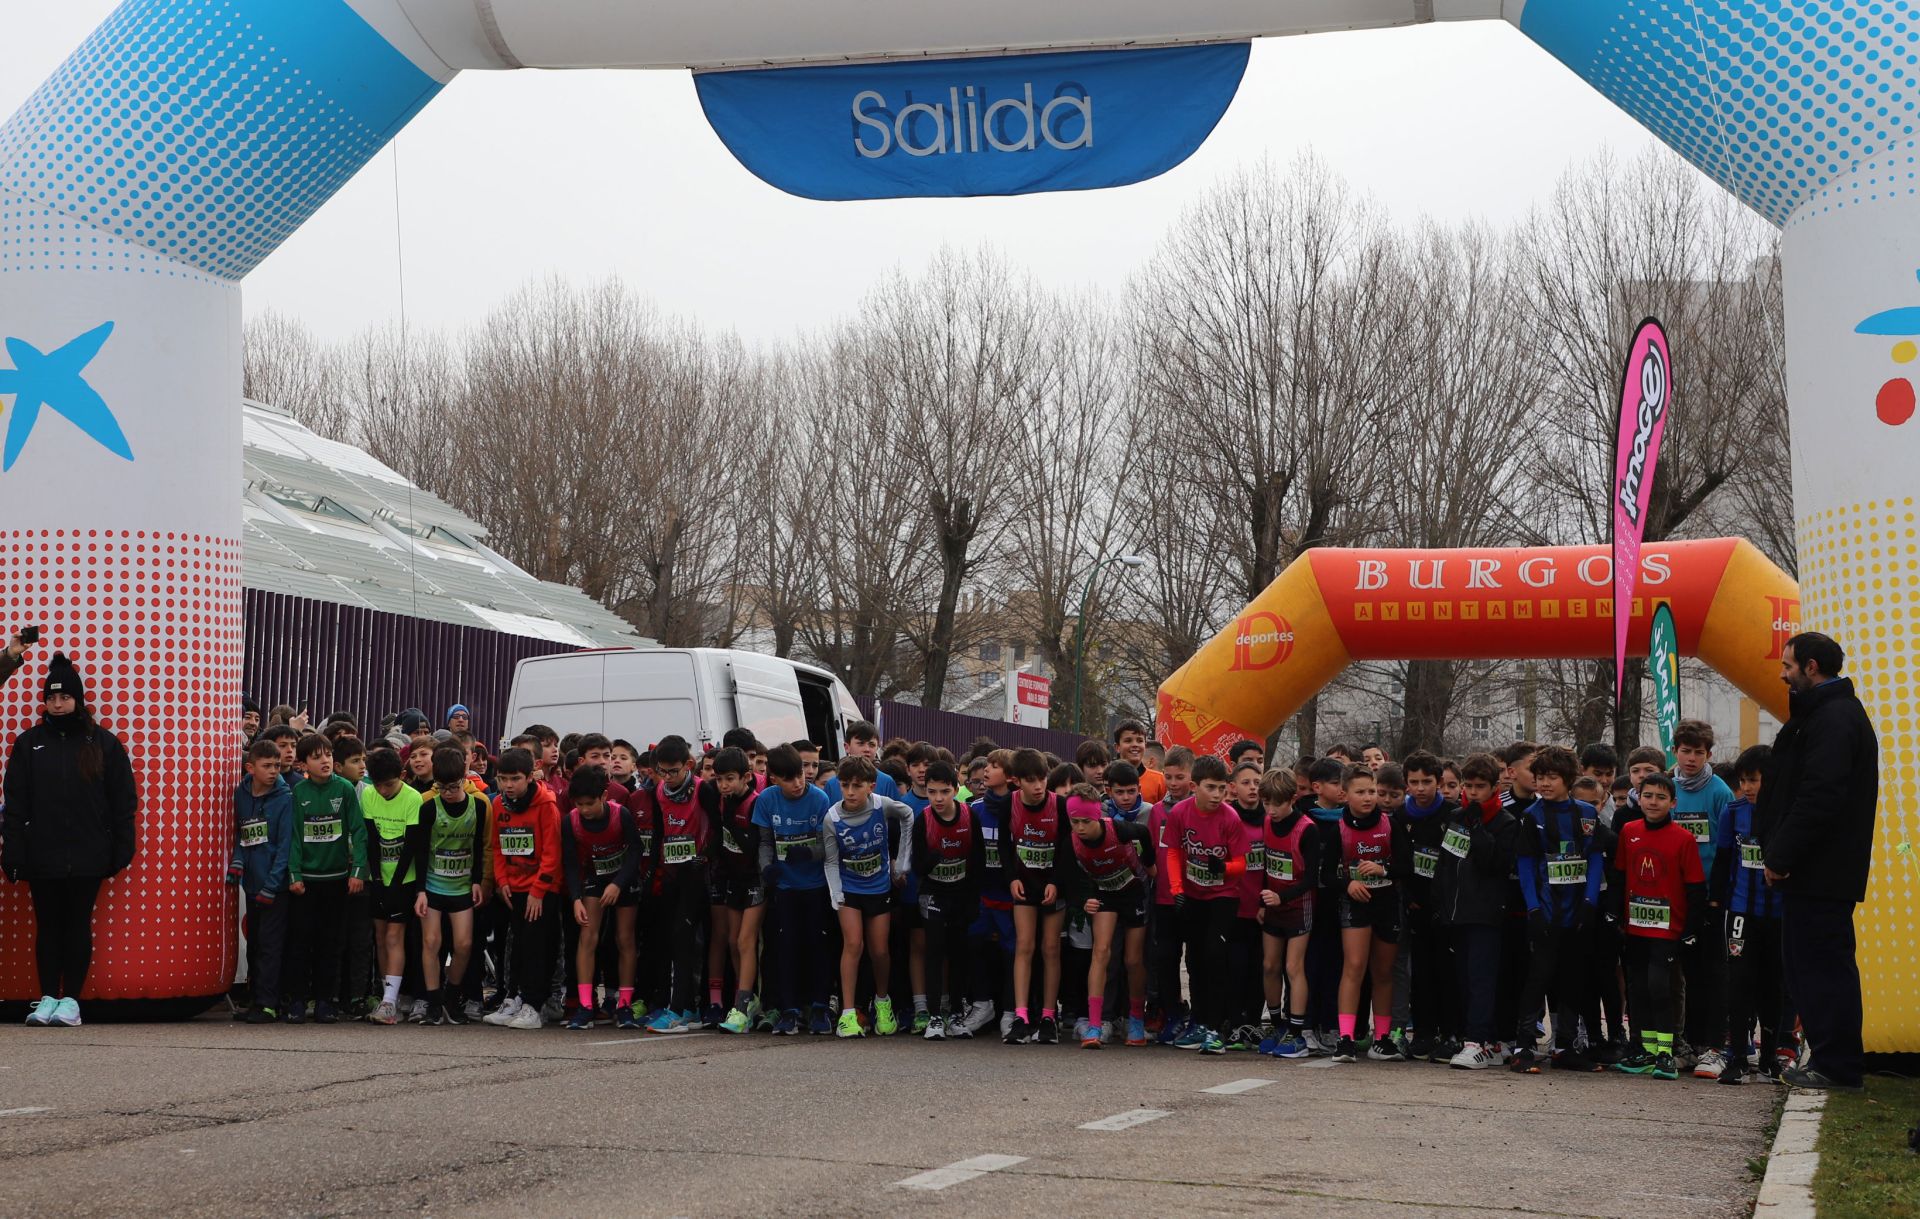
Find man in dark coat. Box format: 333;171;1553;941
1759;631;1878;1091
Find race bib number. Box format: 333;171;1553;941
1244;843;1266;875
1627;896;1672;931
1015;841;1054;871
1413;848;1438;880
302;817;342;844
592;847;627;877
239;820;268;849
1676;814;1711;843
774;834;817;861
499;829;535;857
1442;826;1472;858
1184;857;1223;888
432;849;471;879
1740;841;1765;870
984;840;1003;868
1269;855;1294;883
1094;867;1134;891
1356;869;1392;889
929;857;968;884
1546;854;1588;886
663;838;698;866
845;851;884;879
378;836;403;864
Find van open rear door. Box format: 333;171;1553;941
727;653;809;747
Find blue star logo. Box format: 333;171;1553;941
0;322;133;472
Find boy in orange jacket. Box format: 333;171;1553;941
484;747;563;1029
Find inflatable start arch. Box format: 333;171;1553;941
1156;539;1799;758
0;2;1913;1048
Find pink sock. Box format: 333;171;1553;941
1338;1013;1357;1039
618;987;633;1009
1041;1007;1056;1020
1374;1014;1393;1042
1016;1006;1029;1022
577;983;593;1009
1088;997;1104;1026
709;979;723;1007
1130;999;1146;1019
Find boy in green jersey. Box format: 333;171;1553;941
412;747;488;1025
361;748;423;1025
285;734;367;1024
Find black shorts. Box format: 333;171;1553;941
918;887;979;926
840;890;892;917
1261;900;1313;938
1089;887;1149;929
1338;888;1400;942
581;879;640;909
370;880;417;921
425;889;475;914
709;874;766;911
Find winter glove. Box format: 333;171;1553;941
1203;856;1226;879
253;890;275;907
225;861;244;887
1174;893;1188;914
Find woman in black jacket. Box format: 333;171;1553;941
1;653;138;1026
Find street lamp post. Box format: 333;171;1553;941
1071;553;1148;736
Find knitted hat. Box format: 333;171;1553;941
43;652;85;704
242;696;261;717
446;703;470;724
397;707;428;736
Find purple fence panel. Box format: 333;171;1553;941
854;697;1089;758
243;589;577;750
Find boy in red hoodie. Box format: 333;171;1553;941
483;747;562;1030
1163;754;1246;1055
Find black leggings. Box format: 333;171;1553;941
1624;935;1678;1037
920;894;977;1010
1178;897;1238;1032
29;876;103;999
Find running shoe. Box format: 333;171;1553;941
702;1002;724;1030
1258;1033;1279;1056
407;998;431;1025
959;1000;994;1037
370;1001;400;1026
1157;1016;1188;1046
912;1010;931;1036
1199;1028;1226;1055
1125;1017;1149;1047
541;996;567;1024
483;997;523;1027
874;997;899;1036
1718;1057;1749;1085
1082;1021;1104;1049
315;1002;340;1025
807;1005;833;1036
424;1002;449;1026
651;1009;695;1034
1614;1049;1658;1075
1072;1017;1090;1043
1408;1032;1436;1062
719;1006;753;1034
1171;1022;1209;1050
1449;1041;1497;1070
1270;1034;1312;1060
1035;1016;1058;1044
1673;1039;1697;1072
1330;1037;1360;1064
24;996;56;1026
51;997;82;1027
443;1000;470;1026
1692;1049;1727;1080
1432;1036;1462;1064
1585;1040;1620;1066
246;1005;279;1025
755;1007;778;1033
772;1009;800;1035
1553;1049;1601;1073
506;1002;544;1030
1302;1028;1333;1057
1653;1052;1679;1080
1227;1024;1260;1052
284;1004;306;1025
566;1007;594;1031
835;1009;864;1038
1368;1037;1406;1062
463;999;486;1024
923;1014;947;1041
1509;1047;1541;1074
1490;1042;1513;1064
1004;1016;1033;1045
947;1009;975;1040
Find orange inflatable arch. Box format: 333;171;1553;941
1156;539;1799;756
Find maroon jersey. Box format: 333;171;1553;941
1339;811;1395;892
1264;811;1316;912
1070;818;1147;893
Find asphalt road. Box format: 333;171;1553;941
0;1016;1776;1217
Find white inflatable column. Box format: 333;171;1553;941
0;0;446;1006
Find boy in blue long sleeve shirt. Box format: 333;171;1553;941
1672;719;1735;1076
229;740;294;1023
1713;745;1787;1083
753;744;835;1034
1509;746;1606;1073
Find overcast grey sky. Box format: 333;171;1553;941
2;6;1678;344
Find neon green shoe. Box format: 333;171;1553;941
719;1006;752;1034
836;1008;865;1038
874;996;899;1036
911;1009;931;1035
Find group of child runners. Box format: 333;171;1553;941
215;709;1792;1084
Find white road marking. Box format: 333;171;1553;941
1078;1108;1172;1131
1201;1077;1275;1095
894;1154;1027;1191
588;1037;650;1046
0;1107;52;1117
1304;1058;1341;1069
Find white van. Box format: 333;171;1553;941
500;647;865;758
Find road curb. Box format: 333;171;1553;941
1755;1089;1825;1218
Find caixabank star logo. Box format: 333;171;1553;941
0;322;132;472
